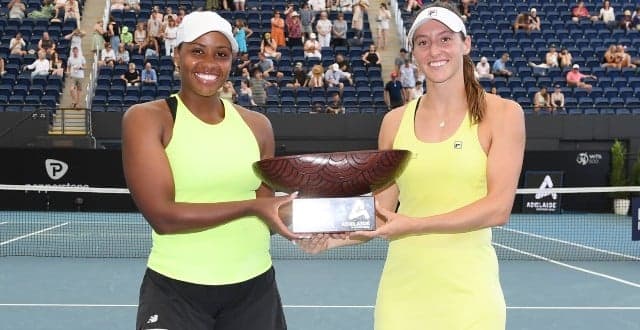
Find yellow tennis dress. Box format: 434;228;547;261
375;99;506;329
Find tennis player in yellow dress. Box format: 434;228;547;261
298;2;525;329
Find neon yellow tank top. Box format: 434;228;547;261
375;98;504;329
147;95;271;285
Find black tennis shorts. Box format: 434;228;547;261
136;267;287;330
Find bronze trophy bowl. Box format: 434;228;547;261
253;149;410;233
252;150;411;197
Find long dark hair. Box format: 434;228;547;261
417;1;486;124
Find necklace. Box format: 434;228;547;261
439;120;445;128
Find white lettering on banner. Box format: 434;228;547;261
535;175;557;200
45;159;68;180
576;152;603;166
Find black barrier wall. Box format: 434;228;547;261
0;149;612;212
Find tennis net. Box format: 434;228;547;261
0;184;638;261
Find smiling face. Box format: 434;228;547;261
173;31;233;97
411;19;470;85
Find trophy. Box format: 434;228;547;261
253;150;411;233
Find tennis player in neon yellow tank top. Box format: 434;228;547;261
297;2;526;329
122;11;301;330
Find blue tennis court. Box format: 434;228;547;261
1;211;639;330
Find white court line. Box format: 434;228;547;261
493;242;640;288
0;223;69;246
496;226;640;261
0;304;639;310
0;222;8;225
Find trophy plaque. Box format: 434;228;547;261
252;150;411;233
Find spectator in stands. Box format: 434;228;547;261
304;33;322;59
395;48;410;73
121;62;140;87
631;7;640;29
0;58;5;76
405;0;423;13
64;0;80;25
286;12;303;47
52;0;65;21
235;52;252;76
218;80;237;103
163;6;177;26
384;71;404;110
260;33;282;60
550;85;565;112
237;80;256;106
529;44;559;69
513;12;534;32
308;0;325;12
147;6;164;44
163;18;179;56
116;43;130;65
37;32;57;57
120;26;134;50
270;10;286;47
529;8;541;31
175;6;186;24
558;47;573;68
602;44;619;67
331;12;348;48
108;15;122;57
352;0;369;34
234;0;246;12
133;22;147;53
28;0;55;19
326;92;345;114
141;34;160;58
9;32;27;56
492;53;512;77
362;44;382;68
619;9;633;31
94;20;108;53
340;0;353;12
111;0;126;11
599;1;617;29
141;62;158;85
571;0;598;22
335;53;351;74
8;0;26;21
234;19;253;54
125;0;140;12
566;64;596;92
67;47;85;108
458;0;472;22
65;28;86;55
489;85;498;94
325;63;352;90
49;52;64;77
300;3;315;39
254;52;275;77
399;59;418;102
615;44;636;68
475;56;494;80
287;62;308;88
533;86;552;113
410;81;424;101
24;50;50;82
376;3;391;50
307;64;325;88
316;11;333;48
99;42;117;67
250;68;270;106
240;67;251;82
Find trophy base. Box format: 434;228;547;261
291;196;375;233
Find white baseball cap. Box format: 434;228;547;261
176;11;238;53
407;6;467;50
572;64;580;69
